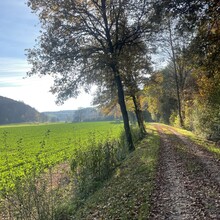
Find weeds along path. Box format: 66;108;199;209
149;124;220;220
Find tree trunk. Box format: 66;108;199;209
101;2;134;151
132;95;147;136
114;70;135;152
168;20;184;127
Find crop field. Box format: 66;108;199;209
0;121;123;190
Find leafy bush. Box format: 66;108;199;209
191;102;220;139
169;111;181;127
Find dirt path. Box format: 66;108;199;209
149;124;220;220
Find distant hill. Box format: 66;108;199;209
0;96;47;125
43;107;115;122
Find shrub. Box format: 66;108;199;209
169;111;181;127
70;139;127;200
191;102;220;139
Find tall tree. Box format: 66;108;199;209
27;0;158;151
93;43;151;135
167;20;184;127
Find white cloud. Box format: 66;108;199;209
0;75;94;112
0;57;30;74
0;58;94;112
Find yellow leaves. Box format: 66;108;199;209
101;102;122;118
125;97;135;112
155;72;164;84
197;75;212;99
143;72;164;115
51;4;59;12
195;69;220;105
147;98;160;115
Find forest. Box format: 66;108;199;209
143;0;220;140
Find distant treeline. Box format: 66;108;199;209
0;96;47;125
0;96;153;125
43;107;153;123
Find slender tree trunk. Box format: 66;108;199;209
132;95;147;136
113;69;135;152
101;1;134;151
168;20;184;127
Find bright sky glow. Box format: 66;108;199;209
0;0;93;112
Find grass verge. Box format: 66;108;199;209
58;124;160;219
172;126;220;159
152;123;220;159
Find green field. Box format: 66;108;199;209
0;121;123;190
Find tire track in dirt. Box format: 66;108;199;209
149;124;220;219
166;127;220;219
168;127;220;184
149;125;201;219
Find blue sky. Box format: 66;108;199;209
0;0;92;112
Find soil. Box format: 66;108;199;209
149;124;220;219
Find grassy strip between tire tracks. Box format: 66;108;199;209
59;124;160;219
